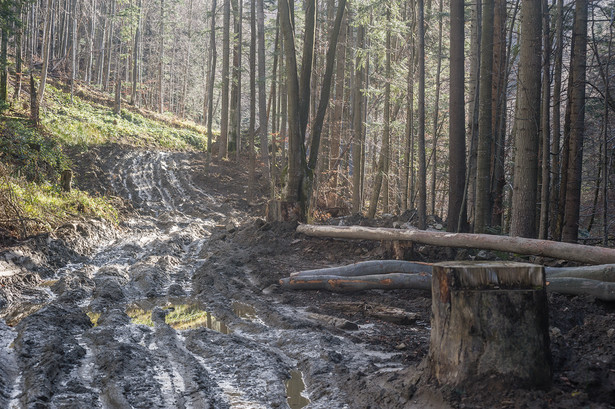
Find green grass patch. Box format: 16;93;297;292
41;84;209;151
0;176;119;235
0;117;70;183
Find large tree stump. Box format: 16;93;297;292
427;261;551;389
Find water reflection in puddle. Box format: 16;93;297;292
232;301;264;325
285;370;310;409
125;300;231;334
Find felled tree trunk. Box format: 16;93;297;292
428;261;552;389
290;260;433;277
296;224;615;264
280;273;431;292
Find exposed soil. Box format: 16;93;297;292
1;145;614;408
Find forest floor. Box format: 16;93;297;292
1;144;614;408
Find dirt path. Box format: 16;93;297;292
1;146;614;409
0;147;429;408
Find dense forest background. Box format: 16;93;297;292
0;0;613;243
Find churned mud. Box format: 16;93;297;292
1;145;614;408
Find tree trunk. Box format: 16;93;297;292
158;0;165;113
466;0;481;225
510;0;542;238
290;260;433;277
248;0;256;201
430;0;443;216
328;10;347;200
38;0;55;105
279;0;307;214
257;0;268;166
475;0;494;233
181;0;193;118
307;0;348;173
448;0;466;232
280;273;431;292
206;0;217;171
219;0;231;158
367;9;392;219
539;0;551;239
549;0;564;240
562;0;588;243
428;261;551;389
0;27;8;104
417;0;427;229
352;24;365;213
296;224;615;265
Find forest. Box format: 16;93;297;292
0;0;613;242
1;0;615;408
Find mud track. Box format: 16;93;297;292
2;146;615;409
0;147;431;409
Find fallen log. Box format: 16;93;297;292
547;277;615;301
280;270;615;301
546;264;615;282
290;260;433;277
297;224;615;265
322;301;419;325
279;273;432;292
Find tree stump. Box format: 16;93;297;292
427;261;551;389
60;169;73;193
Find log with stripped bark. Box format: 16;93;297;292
296;224;615;265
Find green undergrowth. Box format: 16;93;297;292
0;175;119;236
1;78;209;239
42;83;209;151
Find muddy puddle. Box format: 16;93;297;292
125;298;231;333
286;370;310;409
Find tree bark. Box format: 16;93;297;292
448;0;466;232
417;0;427;229
510;0;542;238
539;0;551;239
219;0;231;158
296;224;615;265
206;0;217;171
280;273;431;292
257;0;268;167
158;0;165;113
549;0;564;240
561;0;588;243
290;260;434;277
475;0;494;233
351;23;365;213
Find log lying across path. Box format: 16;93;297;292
280;260;615;300
296;224;615;265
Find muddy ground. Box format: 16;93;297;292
1;145;614;409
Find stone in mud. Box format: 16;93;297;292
92;277;126;303
167;283;186;296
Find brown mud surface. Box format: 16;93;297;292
1;145;614;408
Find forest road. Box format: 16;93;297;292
0;146;430;409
